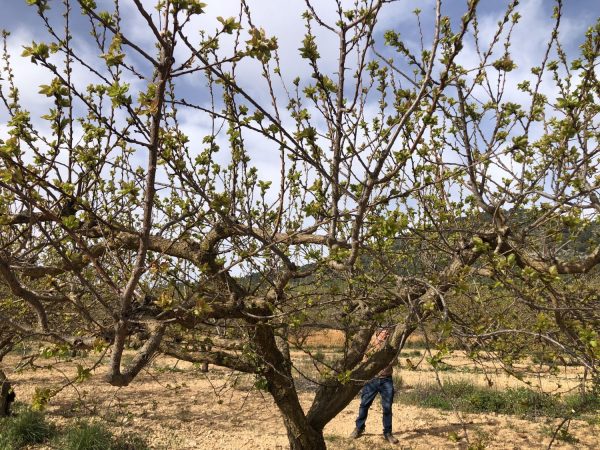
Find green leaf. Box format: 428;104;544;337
245;28;278;62
107;81;131;107
26;0;50;11
62;215;79;229
21;41;50;63
217;16;241;34
172;0;207;15
299;33;320;60
492;55;516;72
79;0;97;10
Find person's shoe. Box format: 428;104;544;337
349;427;364;439
383;432;399;444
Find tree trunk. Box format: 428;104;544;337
275;325;291;363
0;369;14;417
285;421;326;450
253;325;327;450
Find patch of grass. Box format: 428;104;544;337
555;429;579;444
58;422;114;450
564;391;600;412
396;380;600;419
541;420;580;445
551;427;579;444
0;403;54;449
56;421;148;450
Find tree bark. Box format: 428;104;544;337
0;369;14;417
253;325;327;450
285;423;326;450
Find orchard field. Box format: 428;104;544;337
2;331;599;449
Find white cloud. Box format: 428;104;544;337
3;0;597;219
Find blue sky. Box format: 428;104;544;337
0;0;598;207
2;0;597;108
1;0;597;117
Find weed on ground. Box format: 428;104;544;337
396;379;600;419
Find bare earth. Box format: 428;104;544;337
2;350;598;450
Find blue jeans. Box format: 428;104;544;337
355;376;394;434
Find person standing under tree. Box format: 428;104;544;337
349;327;400;444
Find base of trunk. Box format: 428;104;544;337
286;423;326;450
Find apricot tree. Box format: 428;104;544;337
0;0;598;448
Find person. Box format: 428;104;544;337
349;327;400;444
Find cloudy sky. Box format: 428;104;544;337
2;0;597;110
2;0;597;123
0;0;598;196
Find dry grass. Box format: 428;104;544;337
2;350;599;449
298;329;346;348
294;329;431;350
1;331;597;449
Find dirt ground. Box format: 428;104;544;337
2;349;598;450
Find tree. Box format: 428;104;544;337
0;0;598;448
